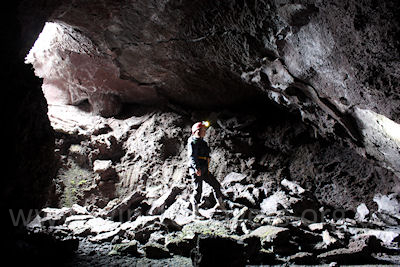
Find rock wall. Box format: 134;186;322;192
4;3;58;264
7;0;398;218
7;1;400;263
6;2;56;212
25;105;400;265
22;0;400;178
47;102;396;213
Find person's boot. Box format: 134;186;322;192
192;203;202;217
216;197;227;211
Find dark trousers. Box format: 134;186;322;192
191;167;224;204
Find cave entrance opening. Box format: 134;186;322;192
23;21;127;209
24;21;96;129
25;19;122;139
26;22;76;106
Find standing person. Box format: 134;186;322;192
187;121;226;217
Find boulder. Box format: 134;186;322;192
133;228;154;245
122;216;163;244
260;189;320;220
101;191;146;220
149;186;184;215
221;172;247;188
191;235;246;267
93;160;117;181
162;198;193;226
308;222;327;232
65;214;95;225
70;204;90;215
181;220;232;238
355;203;370;222
288;252;317;264
351;229;400;246
64;214;94;236
230;207;251;234
125;217;163;244
241;235;279;265
110;241;139;256
243;225;290;248
39;207;72;227
161;218;183;232
85;217;121;234
148;231;166;245
224;183;261;208
373;194;400;225
322;230;338;246
317;235;383;264
165;232;197;257
281;179;306;195
260;191;292;215
142;243;171;259
313;229;344;252
288;226;322;252
128;216;160;231
67;220;91;237
271;217;286;226
89;228;122;243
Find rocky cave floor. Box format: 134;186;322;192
24;182;400;267
19;104;400;266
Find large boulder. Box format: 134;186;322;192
191;235;246;267
317;235;383;264
149;186;185;215
100;191;146;220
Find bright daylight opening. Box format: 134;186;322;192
25;22;71;105
25;22;99;135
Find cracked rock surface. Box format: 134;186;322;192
26;176;400;266
18;103;395;265
23;0;400;177
6;0;400;266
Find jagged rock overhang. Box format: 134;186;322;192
21;0;400;178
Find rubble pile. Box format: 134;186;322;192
23;103;398;266
28;176;400;266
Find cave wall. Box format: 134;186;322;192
1;11;57;264
46;0;400;116
45;102;397;214
24;0;399;114
4;1;398;264
6;3;56;212
22;0;400;177
9;0;399;214
2;4;59;261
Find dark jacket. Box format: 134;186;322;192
187;136;211;174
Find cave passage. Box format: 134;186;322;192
14;1;400;265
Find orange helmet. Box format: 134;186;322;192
191;121;210;135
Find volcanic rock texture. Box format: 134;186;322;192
6;0;400;265
46;103;397;214
23;0;400;177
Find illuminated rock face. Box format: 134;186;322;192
23;0;400;176
27;1;399;117
25;22;159;117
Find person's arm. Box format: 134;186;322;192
188;141;201;175
205;142;211;158
206;142;211;174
